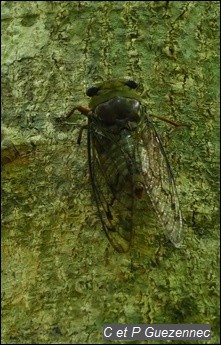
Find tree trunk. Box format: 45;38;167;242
2;1;219;343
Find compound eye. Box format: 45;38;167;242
124;80;138;89
86;86;100;97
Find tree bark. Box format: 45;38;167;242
2;1;219;343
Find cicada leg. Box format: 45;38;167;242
77;125;88;145
151;114;190;128
62;106;91;144
73;106;91;117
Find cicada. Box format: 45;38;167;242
69;79;182;252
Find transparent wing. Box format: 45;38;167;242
137;105;183;247
87;119;135;253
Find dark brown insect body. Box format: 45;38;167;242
76;79;183;252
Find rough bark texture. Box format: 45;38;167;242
2;1;220;344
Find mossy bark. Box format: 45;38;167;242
2;1;219;344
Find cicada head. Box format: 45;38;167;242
86;79;142;126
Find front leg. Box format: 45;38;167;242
55;106;91;123
73;106;91;145
77;124;88;145
66;106;91;119
56;106;91;144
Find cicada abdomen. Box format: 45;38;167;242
76;79;183;252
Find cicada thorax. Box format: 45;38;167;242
91;96;145;200
94;96;140;125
